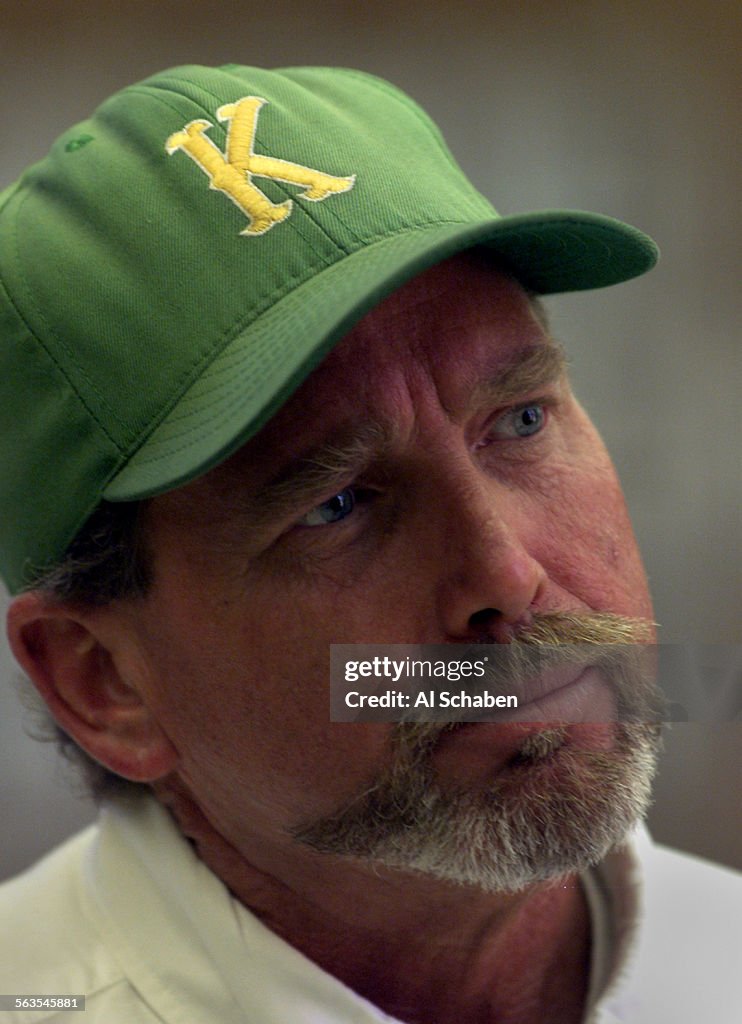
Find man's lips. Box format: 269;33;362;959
429;664;618;782
457;662;617;724
499;665;614;723
511;660;591;704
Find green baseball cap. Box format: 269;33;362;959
0;63;658;594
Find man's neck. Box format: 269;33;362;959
158;785;592;1024
256;875;591;1024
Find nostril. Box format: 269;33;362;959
466;607;536;643
468;608;499;629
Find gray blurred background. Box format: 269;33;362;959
1;0;740;880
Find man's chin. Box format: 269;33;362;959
295;612;666;892
291;721;662;894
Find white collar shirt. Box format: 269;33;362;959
0;794;739;1023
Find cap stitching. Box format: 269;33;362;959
115;242;346;455
328;68;466;177
280;66;464;184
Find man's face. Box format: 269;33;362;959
124;252;656;881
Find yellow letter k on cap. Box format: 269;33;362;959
166;96;356;236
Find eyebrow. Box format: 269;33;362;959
469;339;567;411
235;422;394;532
234;340;568;531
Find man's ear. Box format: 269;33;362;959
6;591;179;782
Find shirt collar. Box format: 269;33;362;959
581;828;646;1022
84;795;646;1024
85;796;398;1023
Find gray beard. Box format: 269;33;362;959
291;614;664;893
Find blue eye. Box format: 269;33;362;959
514;405;544;436
300;487;356;527
493;404;546;438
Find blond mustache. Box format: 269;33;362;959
398;611;659;743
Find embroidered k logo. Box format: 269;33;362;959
166;97;356;236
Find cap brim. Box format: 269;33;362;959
104;210;658;501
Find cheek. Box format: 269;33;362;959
139;590;391;829
532;451;653;622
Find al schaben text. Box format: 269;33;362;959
344;690;519;709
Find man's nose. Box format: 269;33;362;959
431;469;548;642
